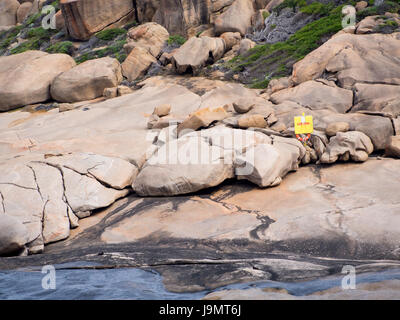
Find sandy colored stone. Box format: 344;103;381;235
172;36;226;74
270;80;353;113
153;104;171;117
0;215;29;255
177;106;229;135
232;98;254;114
51;57;122;103
122;46;156;82
0;0;20;26
320;131;374;163
353;83;400;118
355;1;368;11
117;85;133;96
103;87;118;99
214;0;254;36
238;38;255;55
238;114;267;128
235;138;304;188
61;0;135;40
101;197;260;243
220;32;241;50
385;136;400;158
124;22;169;58
292;33;400;88
133;136;234;196
16;2;32;23
325;122;350;137
0;51;76;111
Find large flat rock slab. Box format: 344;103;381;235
61;158;400;261
0;83;202;166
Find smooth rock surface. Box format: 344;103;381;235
172;36;226;74
0;215;29;256
270;80;353;113
320;131;374;164
51;57;122;103
0;51;76;111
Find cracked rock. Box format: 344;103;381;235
320;131;374;164
0;215;29;256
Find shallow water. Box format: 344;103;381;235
0;262;399;300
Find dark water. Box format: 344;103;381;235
0;262;399;300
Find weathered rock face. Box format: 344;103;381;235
270;80;354;113
133;135;235;196
0;51;76;111
214;0;254;36
238;38;255;55
51;57;122;103
270;101;394;150
320;131;374;164
0;152;136;254
235;138;304;187
134;125;308;195
353;83;400;118
292;32;400;88
177;106;229;134
0;0;20;27
0;80;203;166
386;136;400;158
16;2;32;24
152;0;211;36
60;0;135;40
0;215;29;256
325;122;350;137
124;22;169;58
172;36;226;74
220;32;241;50
122;46;157;82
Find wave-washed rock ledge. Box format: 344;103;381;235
1;157;400;292
0;71;399;256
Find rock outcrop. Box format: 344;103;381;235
0;152;136;255
51;57;123;103
133;134;235;196
270;80;354;113
214;0;254;36
60;0;135;40
172;36;226;74
124;22;169;58
320;131;374;164
0;51;76;111
0;0;19;27
292;32;400;89
0;215;29;256
122;46;157;82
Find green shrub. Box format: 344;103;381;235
46;41;74;54
0;26;22;51
10;39;40;54
250;78;270;89
168;35;186;46
74;39;127;64
274;0;306;14
26;27;55;40
227;4;346;87
95;28;127;41
23;12;41;26
300;2;334;15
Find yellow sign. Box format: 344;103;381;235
294;113;313;135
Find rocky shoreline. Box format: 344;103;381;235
1;0;400;299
